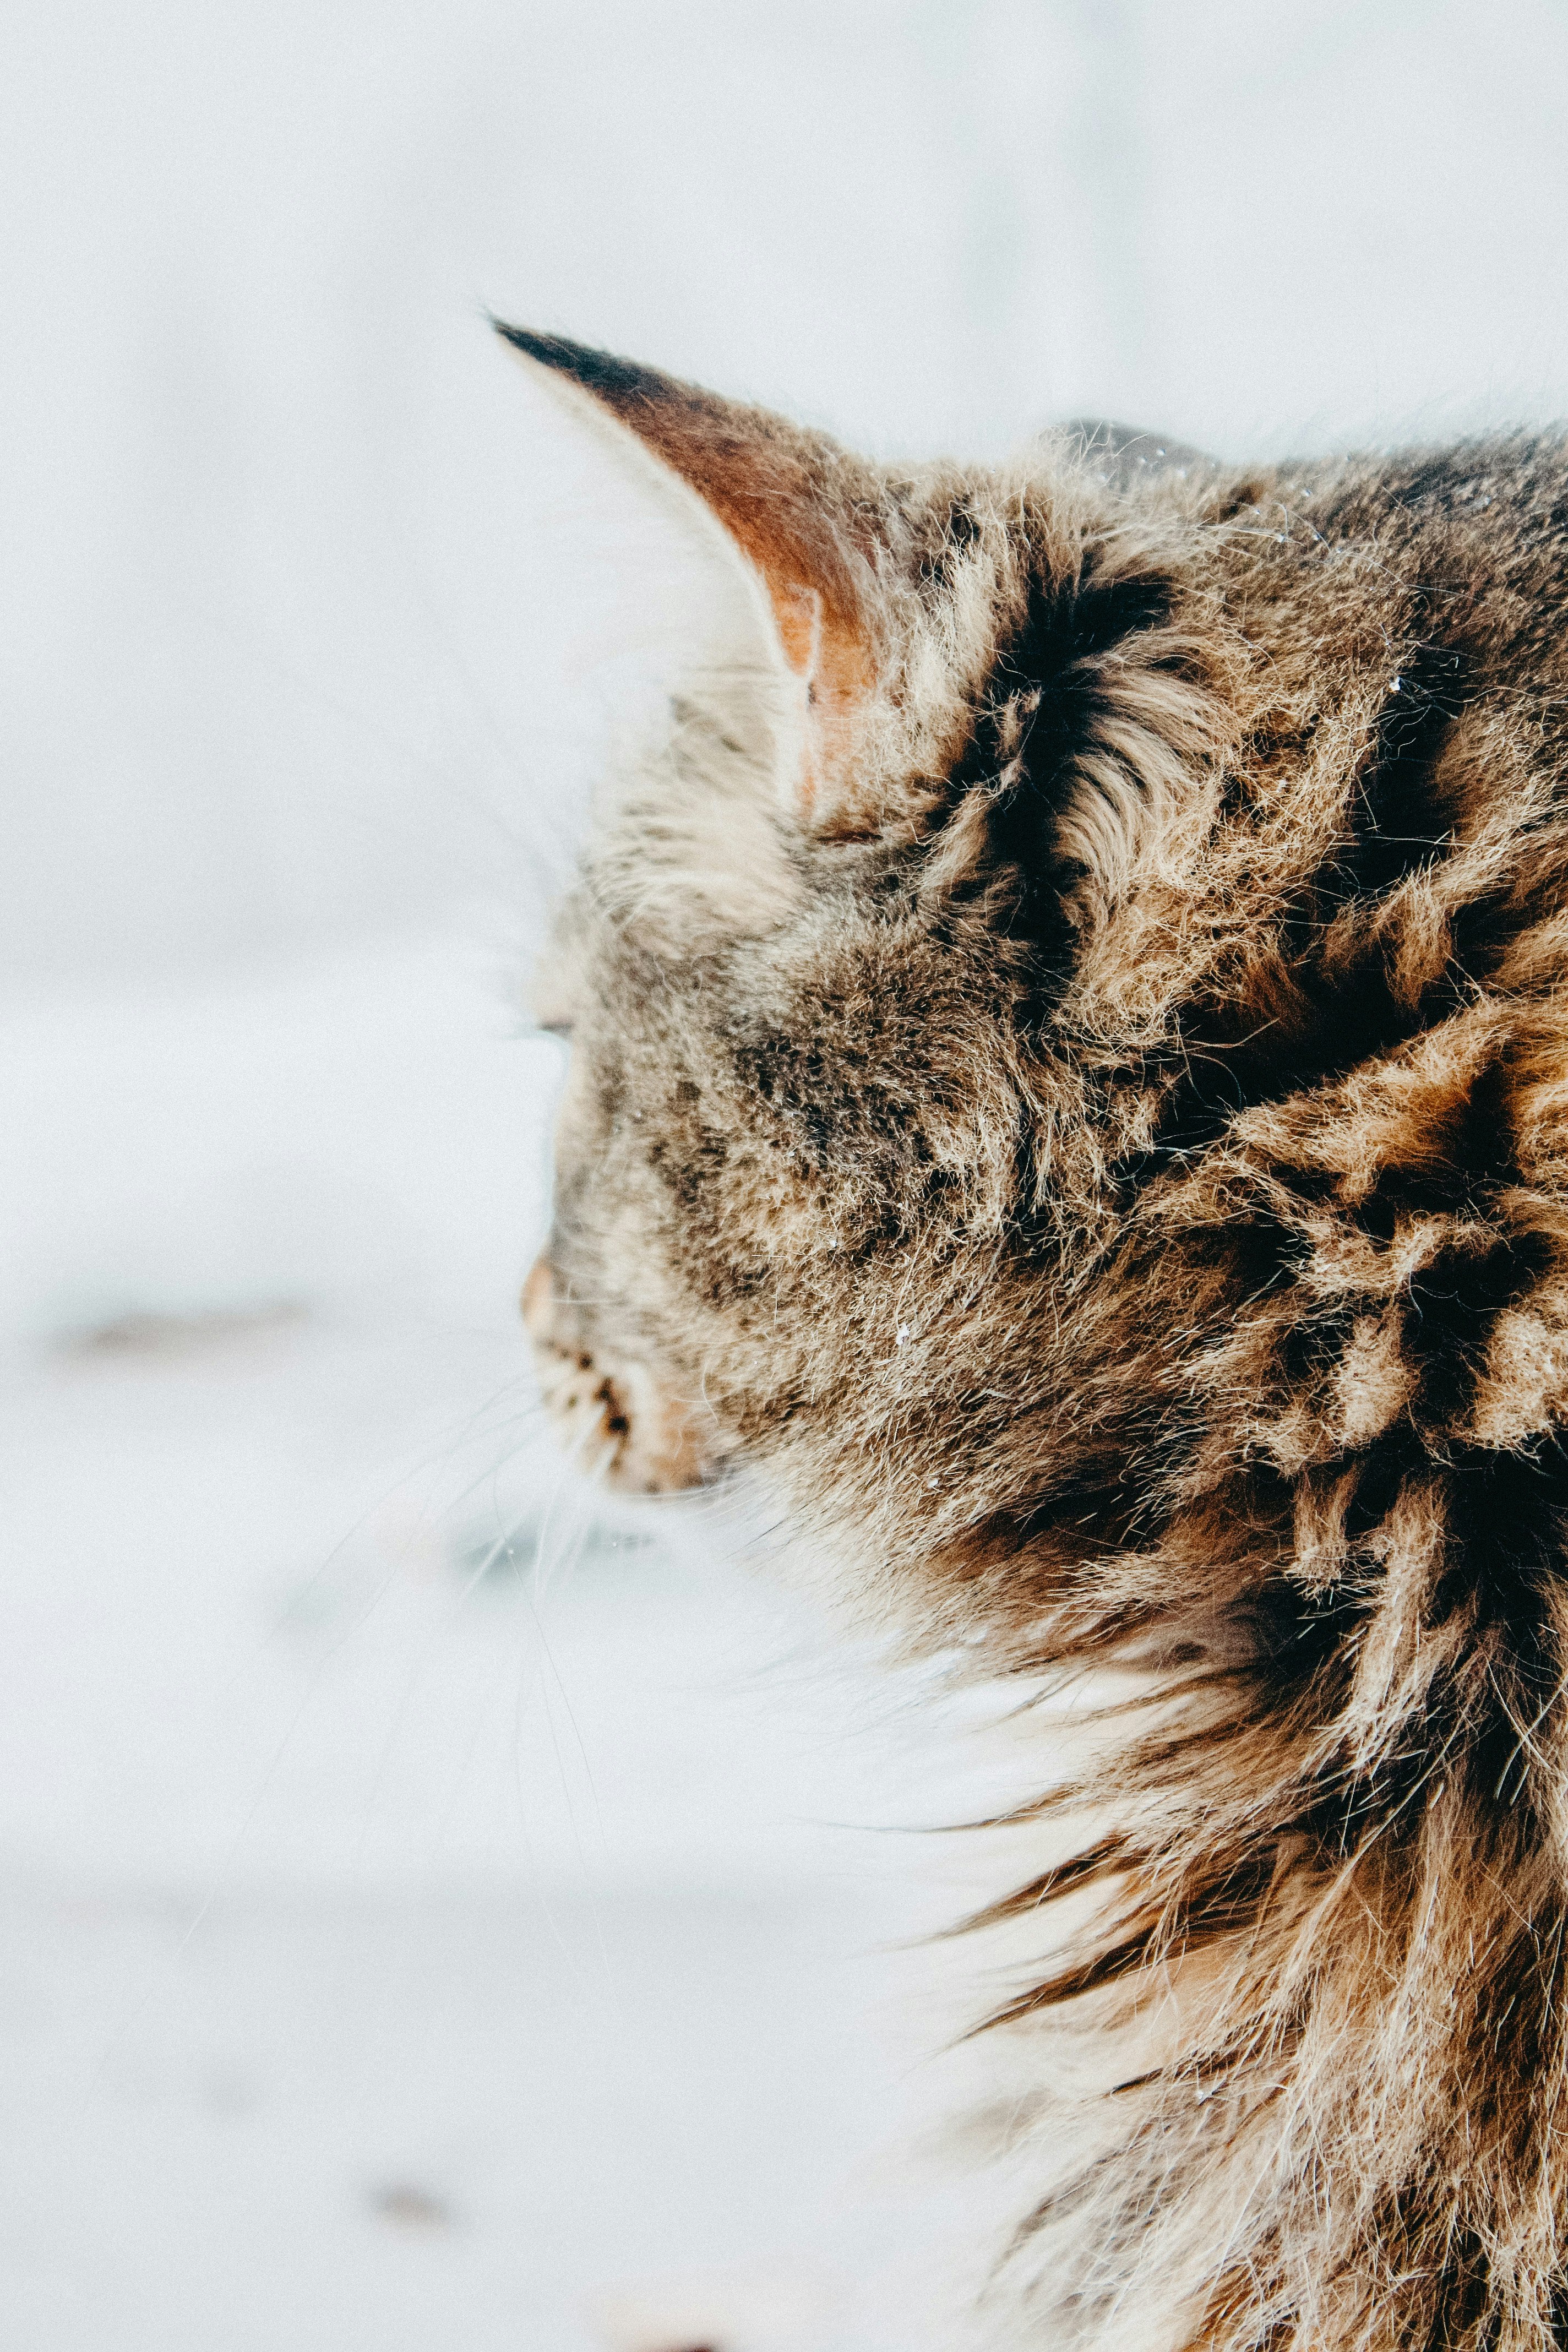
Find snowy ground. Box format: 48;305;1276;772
0;1873;968;2352
0;937;1024;2350
14;7;1565;2338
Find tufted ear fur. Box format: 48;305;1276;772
497;325;878;831
502;329;1234;932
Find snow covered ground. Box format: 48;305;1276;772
8;2;1568;2341
0;941;1023;2349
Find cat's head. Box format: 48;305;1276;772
511;329;1229;1594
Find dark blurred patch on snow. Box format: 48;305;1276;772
451;1515;657;1586
370;2180;456;2231
55;1302;313;1363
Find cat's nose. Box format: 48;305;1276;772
521;1254;556;1338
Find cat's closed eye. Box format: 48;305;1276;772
531;962;576;1037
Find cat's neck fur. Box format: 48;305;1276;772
511;327;1568;2352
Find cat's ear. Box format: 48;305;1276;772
497;325;878;830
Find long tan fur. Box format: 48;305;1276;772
510;327;1568;2351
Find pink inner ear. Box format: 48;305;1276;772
759;576;873;829
495;328;879;827
769;581;823;680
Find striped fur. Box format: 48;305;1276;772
513;333;1568;2351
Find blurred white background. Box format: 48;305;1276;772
4;3;1568;2345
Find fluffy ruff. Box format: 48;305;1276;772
956;448;1568;2352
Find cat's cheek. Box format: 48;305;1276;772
600;1361;713;1495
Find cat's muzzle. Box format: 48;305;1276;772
521;1257;710;1496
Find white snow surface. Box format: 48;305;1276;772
0;939;1023;2350
9;2;1568;2339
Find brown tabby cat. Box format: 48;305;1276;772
509;323;1568;2352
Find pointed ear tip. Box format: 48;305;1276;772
492;321;663;413
492;319;574;367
